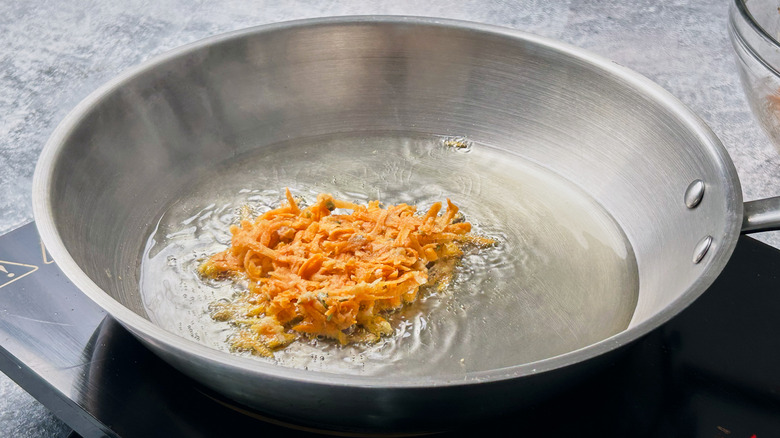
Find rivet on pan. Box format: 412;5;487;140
684;179;705;209
693;235;713;264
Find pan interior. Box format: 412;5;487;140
139;131;638;376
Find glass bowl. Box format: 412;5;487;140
729;0;780;150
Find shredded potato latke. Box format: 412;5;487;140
199;189;493;357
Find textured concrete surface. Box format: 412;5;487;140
2;0;779;435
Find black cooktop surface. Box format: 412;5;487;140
0;223;778;437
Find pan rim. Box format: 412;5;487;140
32;15;743;389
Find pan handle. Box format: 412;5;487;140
741;196;780;233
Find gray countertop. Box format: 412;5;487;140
2;0;779;436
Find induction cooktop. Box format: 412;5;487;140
0;222;778;437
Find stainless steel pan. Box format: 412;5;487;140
32;16;780;433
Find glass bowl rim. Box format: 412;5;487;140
734;0;780;48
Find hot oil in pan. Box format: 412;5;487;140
139;133;639;377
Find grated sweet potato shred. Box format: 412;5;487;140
199;189;493;357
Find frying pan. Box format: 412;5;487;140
32;17;780;433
